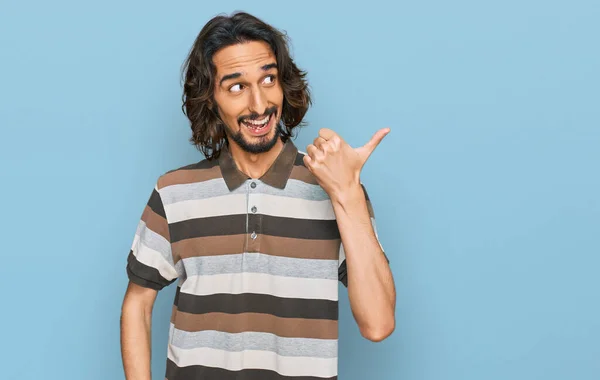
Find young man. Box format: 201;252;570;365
120;11;396;380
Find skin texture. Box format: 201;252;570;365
120;40;396;380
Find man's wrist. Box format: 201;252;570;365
330;182;365;210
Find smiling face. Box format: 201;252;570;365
212;40;284;154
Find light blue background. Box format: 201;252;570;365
1;1;598;379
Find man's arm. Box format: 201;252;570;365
332;185;396;342
120;281;158;380
303;127;395;341
120;179;179;378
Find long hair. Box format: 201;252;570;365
181;11;312;160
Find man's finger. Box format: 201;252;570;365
356;128;391;162
318;128;338;141
313;136;327;150
306;144;325;162
303;154;313;170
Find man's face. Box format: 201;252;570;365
212;40;284;154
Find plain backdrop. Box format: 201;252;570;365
1;1;599;379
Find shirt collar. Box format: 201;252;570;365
218;139;298;191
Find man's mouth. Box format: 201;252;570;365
240;113;274;135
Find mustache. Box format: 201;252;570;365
238;106;278;124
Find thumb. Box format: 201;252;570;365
356;127;390;162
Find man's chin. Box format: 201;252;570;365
229;126;281;154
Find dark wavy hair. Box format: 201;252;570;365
180;11;312;160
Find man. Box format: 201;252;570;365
120;11;396;380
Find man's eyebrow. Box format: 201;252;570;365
261;63;278;71
219;72;241;86
219;63;278;87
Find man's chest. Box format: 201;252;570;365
164;180;343;277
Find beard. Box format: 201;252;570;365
228;123;281;154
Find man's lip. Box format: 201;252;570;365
240;108;277;122
240;113;274;125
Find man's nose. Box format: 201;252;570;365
249;87;268;115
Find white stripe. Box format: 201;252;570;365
180;272;338;301
252;193;335;220
167;345;337;378
165;193;246;223
131;235;178;281
165;193;335;223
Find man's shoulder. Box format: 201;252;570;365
156;157;221;191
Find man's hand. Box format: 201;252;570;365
303;127;390;202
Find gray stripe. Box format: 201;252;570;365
181;253;338;280
161;178;330;205
170;327;337;358
175;260;184;278
136;220;173;266
161;178;230;205
263;179;330;202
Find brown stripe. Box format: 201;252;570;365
289;165;319;185
173;311;338;339
260;235;341;260
158;165;222;189
140;205;170;241
172;234;341;261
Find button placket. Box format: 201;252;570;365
247;181;261;251
247;181;256;249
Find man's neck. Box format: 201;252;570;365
227;138;285;179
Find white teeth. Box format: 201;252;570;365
246;115;270;125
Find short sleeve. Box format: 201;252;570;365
338;183;388;287
126;183;179;290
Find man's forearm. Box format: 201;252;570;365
332;184;396;341
120;304;153;380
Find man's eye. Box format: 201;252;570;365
230;84;243;92
263;75;276;84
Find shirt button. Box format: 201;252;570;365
251;206;257;213
250;182;256;189
251;231;257;240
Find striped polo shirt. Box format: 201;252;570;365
126;139;383;380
